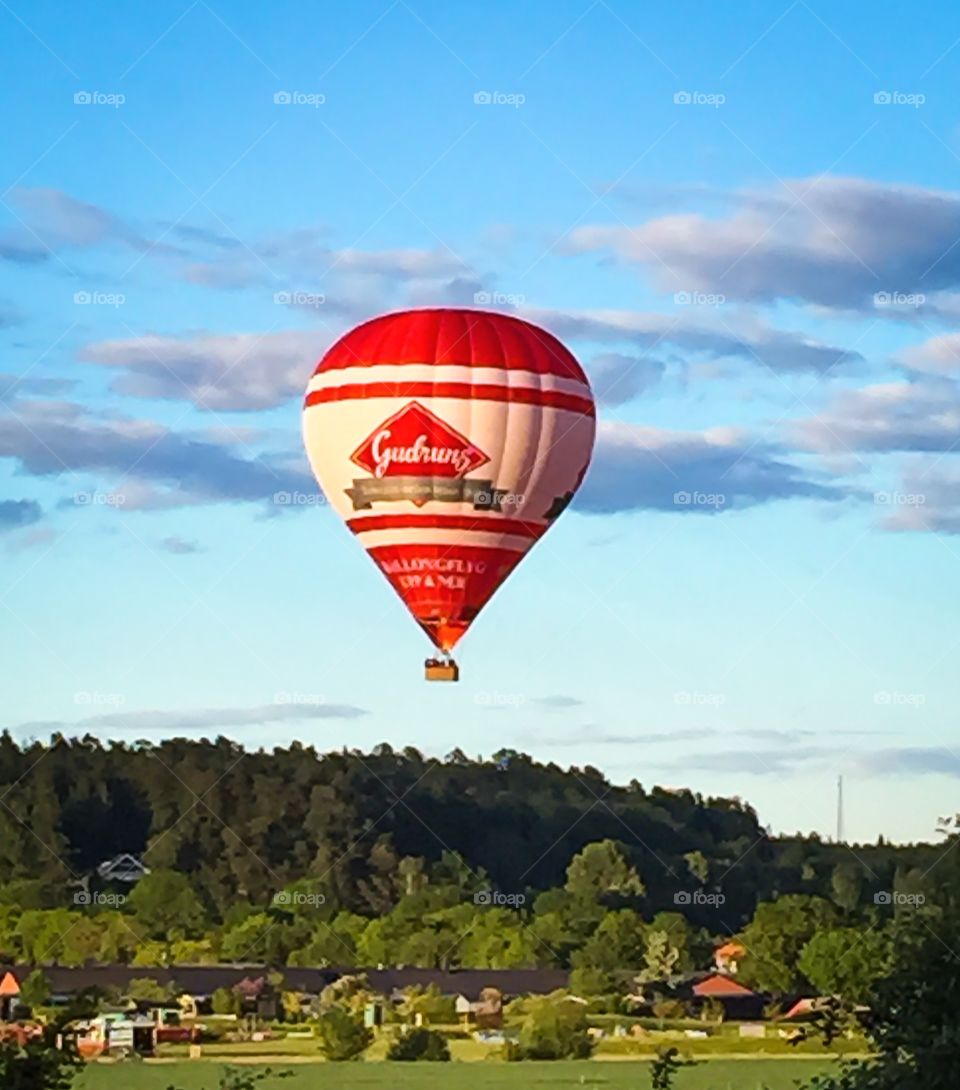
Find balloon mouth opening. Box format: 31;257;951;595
419;618;469;654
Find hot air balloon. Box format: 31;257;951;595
302;308;595;680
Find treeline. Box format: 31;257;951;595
0;734;945;972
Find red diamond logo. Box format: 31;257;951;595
351;401;489;481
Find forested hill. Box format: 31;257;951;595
0;733;937;927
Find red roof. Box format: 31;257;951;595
0;972;20;997
692;973;757;998
715;941;745;957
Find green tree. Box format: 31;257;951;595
636;929;681;984
739;895;840;993
314;1006;372;1061
459;908;538;968
212;987;242;1016
126;977;173;1003
569;966;618;996
830;863;864;914
18;969;51;1009
798;901;960;1089
0;1033;81;1090
127;870;207;940
59;916;104;967
646;912;703;973
565;840;644;907
684;851;710;884
571;909;646;972
219;912;279;963
317;974;375;1016
798;927;892;1004
288;911;365;967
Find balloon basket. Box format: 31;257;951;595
425;658;459;682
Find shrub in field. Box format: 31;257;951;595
386;1027;451;1061
211;986;242;1016
314;1006;372;1061
516;993;594;1060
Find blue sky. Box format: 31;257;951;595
3;0;960;844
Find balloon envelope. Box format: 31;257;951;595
303;308;595;654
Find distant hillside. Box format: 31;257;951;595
0;732;939;926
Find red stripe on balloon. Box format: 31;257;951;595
304;382;595;416
313;309;590;384
347;514;548;540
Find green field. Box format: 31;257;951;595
75;1058;841;1090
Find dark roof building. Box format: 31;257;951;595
0;964;568;1003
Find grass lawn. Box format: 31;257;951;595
75;1057;842;1090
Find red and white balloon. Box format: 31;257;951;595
302;308;595;662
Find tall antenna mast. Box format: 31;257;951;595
836;775;844;843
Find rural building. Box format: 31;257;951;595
0;963;569;1016
0;971;20;1021
455;986;503;1029
96;855;151;884
688;972;765;1020
713;941;746;974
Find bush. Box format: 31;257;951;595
212;987;242;1017
314;1006;372;1061
0;1033;81;1090
386;1027;451;1062
652;999;688;1020
517;994;594;1060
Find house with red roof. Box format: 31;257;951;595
676;972;766;1020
